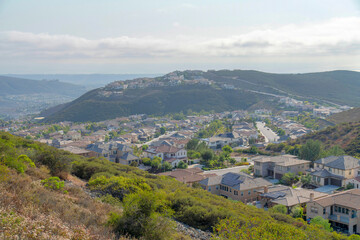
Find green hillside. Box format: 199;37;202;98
42;69;360;123
42;85;273;122
0;131;354;239
328;107;360;124
0;75;86;97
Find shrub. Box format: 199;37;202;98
41;176;65;191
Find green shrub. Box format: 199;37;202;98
41;176;65;191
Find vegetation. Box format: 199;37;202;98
196;120;224;138
42;84;272;122
0;131;357;239
328;107;360;124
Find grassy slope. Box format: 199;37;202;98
0;131;353;239
42;85;272;122
204;70;360;106
328;107;360;124
292;122;360;157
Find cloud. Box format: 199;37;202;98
0;17;359;62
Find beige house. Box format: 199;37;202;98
253;155;310;179
258;185;327;213
309;156;360;187
307;189;360;235
199;172;272;203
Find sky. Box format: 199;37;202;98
0;0;360;74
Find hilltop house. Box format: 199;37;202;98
253;155;310;179
199;172;272;203
308;155;360;187
307;189;360;234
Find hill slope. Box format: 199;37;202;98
328;107;360;124
292;122;360;157
203;70;360;106
42;85;274;122
0;75;85;97
0;131;352;239
42;69;360;122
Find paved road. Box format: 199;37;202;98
256;121;279;143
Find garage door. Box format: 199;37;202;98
330;178;342;187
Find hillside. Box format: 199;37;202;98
41;85;274;122
0;75;85;97
292;122;360;157
41;69;360;123
0;131;353;239
202;70;360;106
328;107;360;124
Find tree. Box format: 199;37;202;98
201;149;214;161
222;145;233;155
161;162;172;171
142;145;149;151
186;139;200;150
301;174;311;185
177;161;188;169
310;216;332;232
249;146;258;154
299;140;322;162
291;205;304;219
151;157;162;170
269;204;287;214
320;145;345;158
160;127;166;135
280;173;297;186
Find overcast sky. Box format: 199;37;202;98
0;0;360;74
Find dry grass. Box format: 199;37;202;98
0;166;127;240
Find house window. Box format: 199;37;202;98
335;206;338;212
234;190;238;195
216;186;219;190
248;190;251;195
208;187;211;191
346;209;349;215
323;208;326;214
241;192;244;196
311;207;318;213
342;208;345;214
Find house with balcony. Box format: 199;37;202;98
253;155;310;179
307;189;360;235
199;172;272;203
308;155;360;187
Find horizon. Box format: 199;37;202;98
0;0;359;74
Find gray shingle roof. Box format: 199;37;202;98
315;155;360;170
200;172;272;191
310;168;345;179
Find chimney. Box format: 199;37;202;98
310;193;314;202
264;186;268;193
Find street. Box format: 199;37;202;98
256;121;279;143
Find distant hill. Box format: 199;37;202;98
202;70;360;107
328;107;360;124
41;85;274;122
5;73;161;90
0;75;85;97
41;69;360;122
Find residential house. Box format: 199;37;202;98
159;168;216;187
86;141;139;165
199;172;272;203
60;146;97;158
307;189;360;234
145;145;187;167
257;185;327;213
309;155;360;187
253;155;310;179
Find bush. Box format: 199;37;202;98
41;176;65;191
0;154;35;173
269;204;287;214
